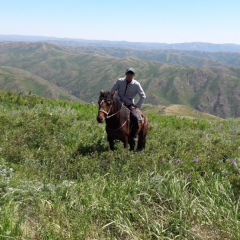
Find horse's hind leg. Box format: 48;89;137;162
137;129;147;151
137;137;146;151
137;137;144;151
137;118;148;151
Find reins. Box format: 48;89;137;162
98;100;123;119
106;119;128;132
98;99;130;132
106;105;122;119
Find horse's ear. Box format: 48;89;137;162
100;89;104;94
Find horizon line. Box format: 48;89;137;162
0;34;239;46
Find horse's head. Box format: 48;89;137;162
97;89;115;123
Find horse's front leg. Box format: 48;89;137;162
123;136;128;149
129;139;135;151
108;136;114;151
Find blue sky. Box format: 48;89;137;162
1;0;240;44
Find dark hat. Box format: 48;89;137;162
125;67;135;74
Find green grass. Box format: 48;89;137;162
0;90;240;239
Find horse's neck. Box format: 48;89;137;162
111;99;122;114
106;99;123;122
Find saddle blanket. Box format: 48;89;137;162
136;109;144;122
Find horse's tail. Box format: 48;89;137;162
142;113;149;136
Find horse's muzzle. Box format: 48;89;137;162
97;117;105;123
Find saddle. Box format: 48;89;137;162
124;105;145;126
136;109;144;122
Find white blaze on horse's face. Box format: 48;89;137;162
97;98;112;123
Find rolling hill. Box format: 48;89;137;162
141;104;221;120
0;66;80;101
1;41;240;118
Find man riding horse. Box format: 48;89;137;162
111;67;146;141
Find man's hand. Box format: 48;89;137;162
129;105;136;110
111;91;115;97
120;100;125;105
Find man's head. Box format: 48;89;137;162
125;67;135;82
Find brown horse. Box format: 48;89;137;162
97;90;149;151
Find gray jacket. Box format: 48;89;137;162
111;78;146;108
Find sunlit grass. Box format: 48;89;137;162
0;91;239;239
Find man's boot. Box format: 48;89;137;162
133;132;139;141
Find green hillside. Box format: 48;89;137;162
0;90;239;239
0;66;80;101
141;104;221;120
1;42;240;118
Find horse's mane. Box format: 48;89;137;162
99;91;112;100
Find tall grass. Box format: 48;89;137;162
0;90;239;239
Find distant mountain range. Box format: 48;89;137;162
1;34;240;52
1;41;240;118
74;46;240;67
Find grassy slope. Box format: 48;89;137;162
0;90;239;239
0;66;81;101
141;104;221;120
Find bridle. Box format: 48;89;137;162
98;99;130;132
98;99;123;119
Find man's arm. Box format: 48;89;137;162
135;84;146;109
